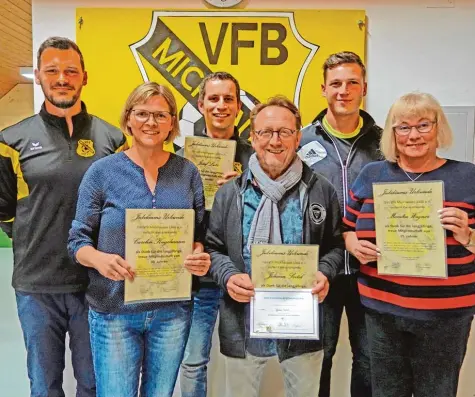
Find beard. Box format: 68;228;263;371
257;151;297;180
42;82;82;109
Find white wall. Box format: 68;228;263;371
27;1;475;396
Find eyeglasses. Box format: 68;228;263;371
393;121;436;136
130;109;173;124
254;128;297;141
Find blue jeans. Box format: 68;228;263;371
366;311;473;397
180;285;220;397
319;274;371;397
15;291;95;397
89;301;192;397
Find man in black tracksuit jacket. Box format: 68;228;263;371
0;37;126;397
298;52;382;397
176;72;253;397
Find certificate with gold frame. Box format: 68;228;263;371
184;136;237;210
124;209;194;303
373;181;447;278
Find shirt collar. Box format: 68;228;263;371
39;101;90;134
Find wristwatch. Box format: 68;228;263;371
463;228;475;247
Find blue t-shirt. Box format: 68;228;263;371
242;170;303;357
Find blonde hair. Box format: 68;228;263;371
119;82;180;143
380;92;453;162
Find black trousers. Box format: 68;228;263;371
319;274;372;397
366;310;473;397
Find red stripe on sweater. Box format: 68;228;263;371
358;283;475;310
360;264;475;286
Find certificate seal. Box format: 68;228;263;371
310;203;326;225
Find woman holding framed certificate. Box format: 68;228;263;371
343;92;475;397
68;82;209;397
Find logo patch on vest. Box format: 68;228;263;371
310;203;326;225
77;140;95;158
298;141;327;166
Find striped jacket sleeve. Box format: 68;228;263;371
343;167;369;233
0;133;17;237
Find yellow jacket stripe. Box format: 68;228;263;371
0;142;29;200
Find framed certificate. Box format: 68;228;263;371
124;209;194;303
373;181;447;278
250;288;319;339
184;136;237;210
250;244;319;339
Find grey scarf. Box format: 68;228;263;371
247;153;303;250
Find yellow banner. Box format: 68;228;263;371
77;9;365;151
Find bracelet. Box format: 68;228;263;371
463;228;474;247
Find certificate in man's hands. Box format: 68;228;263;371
124;209;194;303
251;244;319;288
250;289;319;339
184;136;237;210
250;244;320;339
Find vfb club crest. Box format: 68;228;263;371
130;11;318;150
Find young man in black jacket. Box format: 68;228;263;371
207;96;344;397
177;72;253;397
298;51;382;397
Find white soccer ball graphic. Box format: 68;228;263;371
175;89;258;149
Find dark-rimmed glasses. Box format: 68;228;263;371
254;128;297;141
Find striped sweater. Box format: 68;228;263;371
344;159;475;320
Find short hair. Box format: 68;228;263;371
250;96;302;131
198;71;241;104
323;51;366;81
119;82;180;144
37;36;85;71
380;92;453;162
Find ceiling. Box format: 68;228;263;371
0;0;33;99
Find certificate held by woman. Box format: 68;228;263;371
124;208;194;302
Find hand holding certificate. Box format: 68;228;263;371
373;181;447;278
124;209;194;303
250;289;319;339
184;136;237;210
250;244;320;339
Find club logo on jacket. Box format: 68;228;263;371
234;162;243;175
310;203;326;225
77;139;95;158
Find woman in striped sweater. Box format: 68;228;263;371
343;92;475;397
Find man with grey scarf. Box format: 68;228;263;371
206;96;344;397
